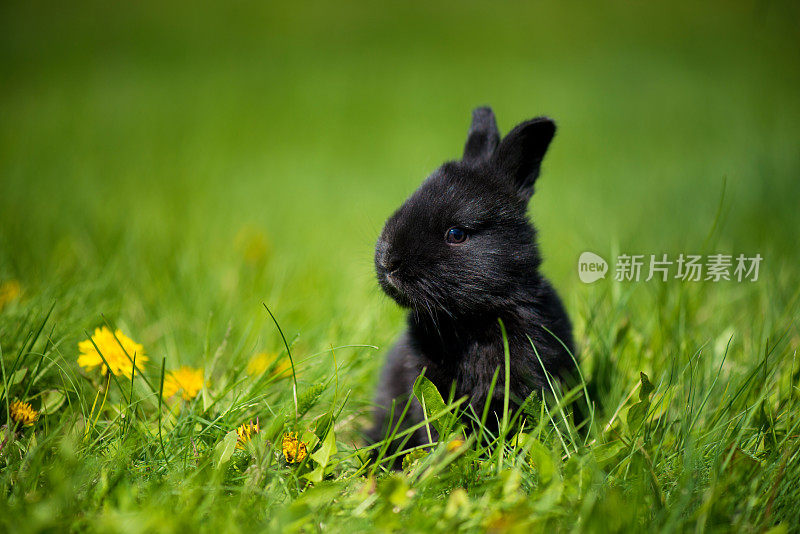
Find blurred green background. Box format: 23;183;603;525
1;0;798;391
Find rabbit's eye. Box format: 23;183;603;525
445;227;468;244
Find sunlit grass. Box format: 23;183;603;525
1;282;798;531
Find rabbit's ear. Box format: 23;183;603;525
462;107;501;164
492;117;556;200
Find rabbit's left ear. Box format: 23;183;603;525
462;107;501;164
492;117;556;200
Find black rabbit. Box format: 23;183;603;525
368;106;576;455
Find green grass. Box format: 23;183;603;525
1;0;800;532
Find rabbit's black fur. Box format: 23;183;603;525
368;107;575;454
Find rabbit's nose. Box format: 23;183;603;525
376;254;399;273
375;239;396;272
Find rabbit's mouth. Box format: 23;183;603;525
376;268;414;308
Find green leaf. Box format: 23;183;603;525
592;440;627;469
527;438;557;485
293;482;342;509
9;367;27;386
627;400;650;432
304;427;337;483
648;386;674;421
311;412;333;441
627;372;655;432
638;372;654;401
764;524;788;534
311;427;336;466
412;375;447;435
511;431;529;448
213;430;238;470
0;368;28;401
38;389;66;414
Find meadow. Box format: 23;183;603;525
1;1;799;532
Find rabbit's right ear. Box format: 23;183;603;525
462;107;501;164
491;117;556;201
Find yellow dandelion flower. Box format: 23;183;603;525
246;352;273;375
0;280;21;310
272;359;293;379
281;431;308;463
246;352;293;379
447;438;465;453
162;366;205;400
236;419;260;450
77;327;148;379
10;399;38;427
